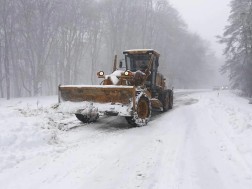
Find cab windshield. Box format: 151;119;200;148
125;54;150;72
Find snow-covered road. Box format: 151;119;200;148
0;90;252;189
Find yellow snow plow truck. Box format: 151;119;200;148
58;49;173;126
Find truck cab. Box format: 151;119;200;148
123;49;164;97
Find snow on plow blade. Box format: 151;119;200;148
59;85;135;104
58;85;136;116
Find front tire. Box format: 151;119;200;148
125;96;151;127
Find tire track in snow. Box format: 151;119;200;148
178;93;252;189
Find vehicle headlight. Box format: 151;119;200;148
98;71;104;76
124;71;129;76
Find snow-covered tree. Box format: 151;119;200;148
220;0;252;96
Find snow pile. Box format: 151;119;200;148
0;96;65;172
212;91;252;160
58;100;133;116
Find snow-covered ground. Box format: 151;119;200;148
0;90;252;189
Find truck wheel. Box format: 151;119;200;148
125;96;151;127
168;90;173;109
162;91;169;112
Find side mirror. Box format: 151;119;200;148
119;61;123;68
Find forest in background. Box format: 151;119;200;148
0;0;218;99
219;0;252;97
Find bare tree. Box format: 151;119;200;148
0;41;3;98
0;0;217;98
88;3;102;84
1;0;14;99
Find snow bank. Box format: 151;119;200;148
191;90;252;167
0;96;65;172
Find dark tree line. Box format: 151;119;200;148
219;0;252;96
0;0;216;99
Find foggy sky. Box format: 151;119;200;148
169;0;231;58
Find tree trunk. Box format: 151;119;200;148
4;32;10;100
0;42;4;98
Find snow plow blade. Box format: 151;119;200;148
59;85;136;106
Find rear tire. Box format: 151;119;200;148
162;91;169;112
168;90;173;109
161;90;173;112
